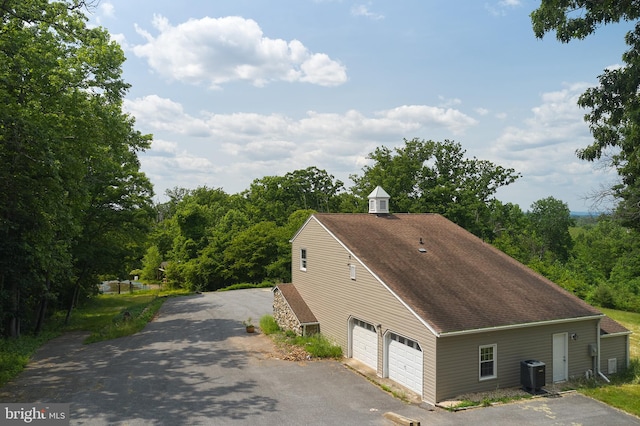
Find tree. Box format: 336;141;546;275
350;138;520;237
528;197;574;263
0;1;154;336
141;246;163;281
243;167;344;224
531;1;640;227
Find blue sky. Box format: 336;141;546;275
89;1;632;212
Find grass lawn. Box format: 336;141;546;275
599;308;640;358
579;308;640;417
0;288;190;387
56;289;190;343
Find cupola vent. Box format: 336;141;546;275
368;186;390;214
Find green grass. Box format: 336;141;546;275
287;333;343;358
0;288;190;387
0;330;59;386
218;282;274;291
599;307;640;358
56;288;189;342
578;307;640;417
259;315;281;335
260;314;342;359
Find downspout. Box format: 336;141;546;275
627;334;631;369
596;317;601;376
599;371;611;383
596;318;610;383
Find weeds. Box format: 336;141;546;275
259;315;280;335
260;314;342;359
0;331;59;387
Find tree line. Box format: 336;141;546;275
0;1;154;337
143;140;640;313
4;1;640;338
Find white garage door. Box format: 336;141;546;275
388;332;423;395
352;319;378;370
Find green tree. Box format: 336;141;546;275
528;197;574;263
223;222;287;284
0;0;153;336
141;246;163;281
531;1;640;227
243;167;344;224
350;138;520;237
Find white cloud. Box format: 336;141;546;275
438;96;462;108
130;95;478;196
489;83;617;209
351;4;385;20
100;2;115;18
485;0;521;17
124;95;212;137
131;15;347;88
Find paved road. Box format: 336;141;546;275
1;289;639;425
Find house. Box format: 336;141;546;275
273;187;631;404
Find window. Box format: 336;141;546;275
479;344;497;380
350;264;356;280
379;199;387;211
300;248;307;271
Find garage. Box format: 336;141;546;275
351;319;378;370
387;332;423;395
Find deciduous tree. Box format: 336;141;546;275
532;1;640;227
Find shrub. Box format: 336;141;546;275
294;333;342;358
259;315;280;335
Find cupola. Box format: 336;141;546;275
368;186;390;214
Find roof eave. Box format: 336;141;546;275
601;331;633;338
438;314;605;338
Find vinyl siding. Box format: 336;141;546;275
435;319;599;402
600;335;629;374
292;217;438;403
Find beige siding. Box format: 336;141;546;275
292;218;438;403
436;319;599;402
600;335;629;374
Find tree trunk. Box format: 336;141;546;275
34;274;51;335
64;279;80;326
5;280;21;338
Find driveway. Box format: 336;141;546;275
1;289;639;425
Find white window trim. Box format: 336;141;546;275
479;344;497;381
300;248;307;271
350;264;356;280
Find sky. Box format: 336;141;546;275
87;0;634;212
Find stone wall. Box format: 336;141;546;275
273;289;303;335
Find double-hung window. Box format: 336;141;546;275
479;344;497;380
300;248;307;271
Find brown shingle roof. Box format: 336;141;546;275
313;213;602;334
600;316;630;336
275;283;318;324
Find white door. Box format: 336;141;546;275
387;333;423;395
553;333;568;382
352;319;378;370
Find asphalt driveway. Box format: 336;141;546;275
1;289;639;425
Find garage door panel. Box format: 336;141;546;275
352;320;377;370
388;333;423;395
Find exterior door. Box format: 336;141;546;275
553;332;568;382
352;319;378;370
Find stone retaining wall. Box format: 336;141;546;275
273;288;303;335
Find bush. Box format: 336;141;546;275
292;333;342;358
259;315;280;335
